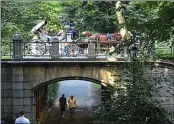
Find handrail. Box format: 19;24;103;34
1;40;123;60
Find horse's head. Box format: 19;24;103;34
114;32;122;40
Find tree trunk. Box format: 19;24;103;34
116;1;132;58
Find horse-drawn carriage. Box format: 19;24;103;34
29;20;123;57
29;20;89;57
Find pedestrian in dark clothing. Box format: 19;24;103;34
59;94;67;118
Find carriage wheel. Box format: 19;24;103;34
27;40;47;55
66;43;79;56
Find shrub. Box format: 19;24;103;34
92;59;174;124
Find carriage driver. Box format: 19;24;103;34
34;20;78;41
63;19;78;40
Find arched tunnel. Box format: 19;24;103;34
32;76;114;124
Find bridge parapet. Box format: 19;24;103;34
2;40;174;64
1;33;131;60
2;40;123;60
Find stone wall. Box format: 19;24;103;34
1;66;13;123
152;67;174;113
1;66;34;123
142;66;174;113
23;66;117;89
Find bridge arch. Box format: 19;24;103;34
31;76;114;91
31;76;114;123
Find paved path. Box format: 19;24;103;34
44;106;93;124
44;99;93;124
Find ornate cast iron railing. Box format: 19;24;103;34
1;39;124;60
1;38;173;60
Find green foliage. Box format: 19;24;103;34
93;97;172;124
125;1;174;42
1;1;45;40
92;83;101;90
92;59;174;124
157;54;174;60
47;82;59;103
121;1;174;57
1;2;174;123
74;1;118;33
1;1;174;48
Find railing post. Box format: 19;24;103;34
12;33;23;60
130;45;138;58
51;36;59;59
88;40;96;59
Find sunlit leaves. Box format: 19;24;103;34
47;82;59;102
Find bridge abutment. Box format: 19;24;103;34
1;66;13;123
1;66;35;123
11;67;34;123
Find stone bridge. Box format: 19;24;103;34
1;60;174;123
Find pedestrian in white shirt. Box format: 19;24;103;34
15;110;30;124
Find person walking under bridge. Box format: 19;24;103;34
59;94;67;118
68;95;77;119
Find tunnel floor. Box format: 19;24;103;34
43;105;93;124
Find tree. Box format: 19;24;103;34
123;1;174;57
1;1;45;40
1;1;173;58
72;1;118;33
92;59;174;124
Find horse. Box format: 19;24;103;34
81;31;122;47
81;31;131;56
